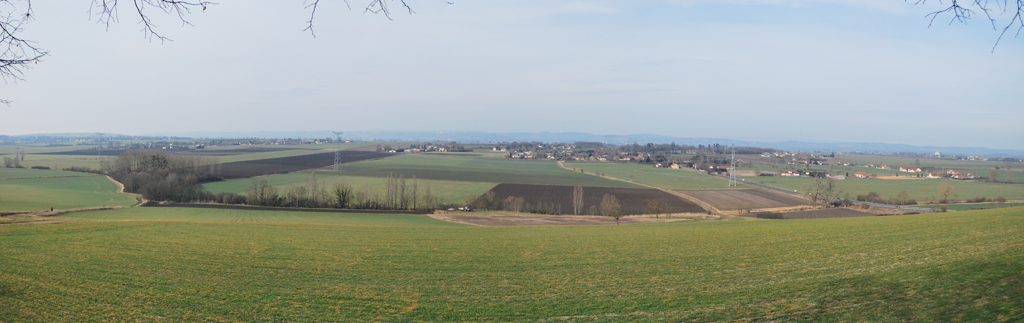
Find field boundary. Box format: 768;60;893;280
557;161;718;214
105;175;148;207
142;203;433;215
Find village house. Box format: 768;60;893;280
952;172;975;180
781;170;800;177
854;172;868;178
898;166;923;173
927;173;943;179
878;165;891;170
669;163;680;169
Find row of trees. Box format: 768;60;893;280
237;173;453;211
103;150;220;202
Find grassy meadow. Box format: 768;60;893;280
0;206;1020;321
562;161;735;190
0;171;138;212
742;176;1024;203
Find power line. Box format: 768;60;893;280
333;131;343;172
729;144;737;187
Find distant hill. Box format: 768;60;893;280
5;131;1022;157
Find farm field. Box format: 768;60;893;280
0;206;1020;321
482;183;707;215
741;176;1024;203
683;189;808;211
0;173;138;212
0;167;91;179
921;202;1024;211
217;151;390;179
323;154;640;188
750;208;877;219
561;162;735;190
204;172;499;206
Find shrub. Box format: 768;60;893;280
30;166;51;170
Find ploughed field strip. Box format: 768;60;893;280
682;189;807;211
484;183;706;215
752;208;876;219
218;151;389;179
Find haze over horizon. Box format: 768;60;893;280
2;1;1022;149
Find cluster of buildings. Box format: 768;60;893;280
860;164;976;180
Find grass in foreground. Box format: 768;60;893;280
0;207;1020;321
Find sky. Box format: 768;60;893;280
2;0;1023;149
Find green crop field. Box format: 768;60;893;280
299;154;637;188
0;172;138;212
741;176;1024;203
563;162;735;190
0;168;92;179
0;206;1020;321
204;154;640;203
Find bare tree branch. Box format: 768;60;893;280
91;0;216;42
1;0;48;84
913;0;1024;51
304;0;412;37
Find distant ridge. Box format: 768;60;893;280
5;131;1022;157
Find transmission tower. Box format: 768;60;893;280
96;133;105;160
729;144;737;187
333;131;343;172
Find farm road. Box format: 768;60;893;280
430;213;693;226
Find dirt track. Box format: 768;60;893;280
0;218;92;226
750;208;877;219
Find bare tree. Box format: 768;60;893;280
938;181;955;203
807;176;843;207
572;185;584;215
645;199;669;219
599;193;623;224
987;168;1001;182
504;196;525;214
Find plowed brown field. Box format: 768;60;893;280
682;189;807;211
218;151;389;179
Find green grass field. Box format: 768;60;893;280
0;206;1020;321
0;172;138;212
0;168;92;179
341;155;640;187
741;176;1024;203
563;162;735;190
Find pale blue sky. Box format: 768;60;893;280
2;1;1022;149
